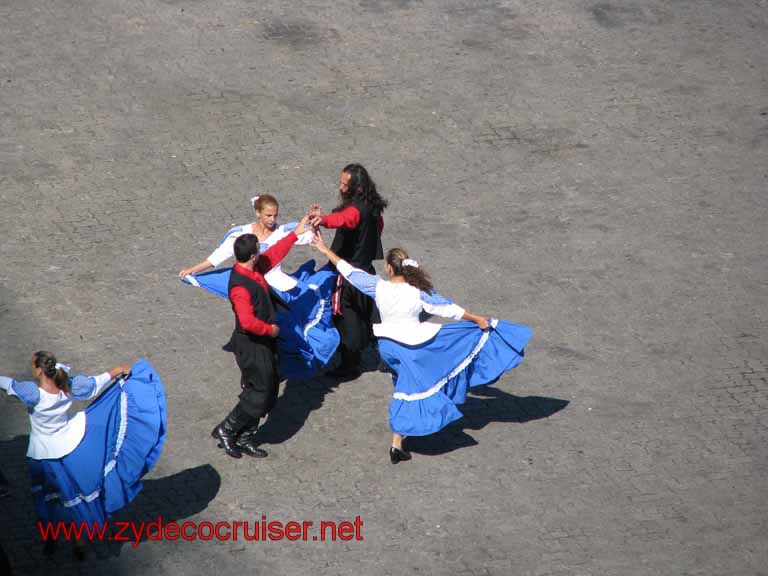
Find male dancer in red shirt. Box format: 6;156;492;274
309;164;388;378
212;217;309;458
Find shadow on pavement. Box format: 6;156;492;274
255;344;380;446
0;434;221;572
407;386;570;456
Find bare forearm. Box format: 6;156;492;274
462;311;480;322
188;261;214;275
179;260;214;279
108;364;132;379
319;247;342;267
462;311;490;329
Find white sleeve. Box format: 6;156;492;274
92;372;113;395
70;372;113;400
206;234;238;267
1;377;41;406
294;230;314;245
420;290;465;320
207;225;251;267
336;260;380;299
279;223;313;245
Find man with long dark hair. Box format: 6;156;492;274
309;163;388;377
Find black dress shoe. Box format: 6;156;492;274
237;444;268;458
389;446;412;464
235;429;268;458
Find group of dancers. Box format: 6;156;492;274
177;163;532;462
0;162;531;559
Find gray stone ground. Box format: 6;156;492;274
1;0;766;574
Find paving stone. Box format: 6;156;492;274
1;0;767;574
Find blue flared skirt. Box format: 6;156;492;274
184;260;340;379
28;358;167;525
378;320;532;437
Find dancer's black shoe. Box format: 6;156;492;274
389;446;412;464
235;424;268;458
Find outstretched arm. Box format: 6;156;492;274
178;225;245;279
311;232;379;298
309;205;360;230
178;260;214;280
0;376;40;407
281;222;315;245
70;364;132;401
257;216;310;273
461;311;490;330
420;291;489;329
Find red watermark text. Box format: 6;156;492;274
38;516;363;546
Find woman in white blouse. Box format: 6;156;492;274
1;352;167;557
311;235;533;464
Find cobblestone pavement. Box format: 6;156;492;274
1;1;766;574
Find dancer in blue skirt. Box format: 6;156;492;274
179;194;339;379
0;352;167;557
311;236;532;464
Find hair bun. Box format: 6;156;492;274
44;357;58;376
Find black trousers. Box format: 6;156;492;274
229;332;279;419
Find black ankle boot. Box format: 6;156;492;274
211;409;248;459
234;420;268;458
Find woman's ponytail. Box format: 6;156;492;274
386;248;434;293
33;351;72;394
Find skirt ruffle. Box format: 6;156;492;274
272;260;340;379
379;320;532;437
29;358;167;525
184;260;340;379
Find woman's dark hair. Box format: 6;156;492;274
33;351;71;394
253;194;279;212
234;233;260;263
339;163;388;213
386;248;433;293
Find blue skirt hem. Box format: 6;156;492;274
380;320;532;437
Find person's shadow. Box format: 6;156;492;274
405;386;569;455
255;375;340;445
255;342;383;446
0;435;221;572
99;463;221;557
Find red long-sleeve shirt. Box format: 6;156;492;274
319;205;384;233
230;232;297;336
